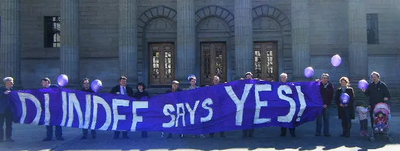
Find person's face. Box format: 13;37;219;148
172;83;179;90
340;79;348;87
41;80;50;88
321;76;329;84
138;85;144;92
280;76;287;82
371;74;379;82
5;80;14;88
82;80;90;90
190;79;196;86
245;75;252;79
213;78;220;85
119;79;127;86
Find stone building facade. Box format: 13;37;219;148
0;0;399;89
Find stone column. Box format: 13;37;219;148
0;0;21;85
234;0;253;79
176;0;196;83
60;0;79;86
348;0;367;79
119;0;138;82
291;0;310;80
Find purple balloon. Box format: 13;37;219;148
304;67;314;78
340;93;350;104
358;79;369;90
57;74;69;87
331;54;342;67
91;79;103;93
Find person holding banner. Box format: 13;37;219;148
187;75;207;138
133;82;150;138
80;78;96;139
361;71;390;130
110;76;134;139
209;75;226;138
41;78;64;141
315;73;334;137
242;72;255;138
0;77;15;142
334;77;355;138
279;73;296;137
162;80;183;138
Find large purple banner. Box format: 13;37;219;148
8;80;323;134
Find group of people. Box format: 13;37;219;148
0;71;391;142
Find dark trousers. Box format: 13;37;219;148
316;108;330;135
82;129;96;137
360;119;368;131
280;127;295;136
0;110;13;140
341;107;352;137
46;126;62;139
114;131;128;138
370;109;375;129
243;129;254;137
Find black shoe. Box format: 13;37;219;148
324;134;331;137
179;134;184;138
56;137;64;141
42;137;52;141
340;134;345;137
220;134;226;138
5;138;14;142
80;136;87;140
315;134;321;136
92;135;96;139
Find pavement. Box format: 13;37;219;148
0;107;399;151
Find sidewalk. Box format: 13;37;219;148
0;108;398;151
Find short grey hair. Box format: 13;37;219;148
321;73;330;79
3;77;14;83
280;73;288;78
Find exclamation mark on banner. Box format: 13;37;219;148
296;86;306;122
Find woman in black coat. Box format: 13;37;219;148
334;77;355;138
133;82;150;138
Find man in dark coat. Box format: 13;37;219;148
362;71;390;129
110;76;134;139
0;77;15;142
80;78;96;139
133;82;150;138
315;73;334;137
41;77;64;141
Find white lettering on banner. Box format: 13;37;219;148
91;95;112;130
185;100;200;125
175;103;186;127
67;93;84;128
17;92;42;125
200;98;213;123
162;104;176;128
225;84;253;126
277;85;296;122
61;92;67;126
112;99;130;130
83;94;91;129
296;86;307;121
131;101;149;131
254;84;272;124
44;93;50;125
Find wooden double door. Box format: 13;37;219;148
149;43;175;86
200;42;227;86
253;42;278;81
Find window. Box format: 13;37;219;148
367;14;379;44
44;16;60;47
